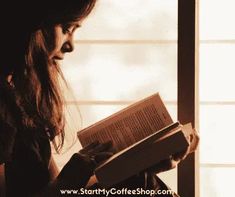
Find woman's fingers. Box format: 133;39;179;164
92;152;114;164
172;129;200;162
79;141;99;154
88;141;114;155
79;141;114;158
188;130;200;153
149;130;200;174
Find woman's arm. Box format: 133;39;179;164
33;153;95;197
34;141;114;197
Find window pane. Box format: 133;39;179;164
61;44;177;101
158;168;177;193
200;44;235;101
200;105;235;163
199;1;235;196
200;167;235;197
75;0;177;40
200;0;235;40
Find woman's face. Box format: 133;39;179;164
49;22;81;62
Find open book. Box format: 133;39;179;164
77;93;196;188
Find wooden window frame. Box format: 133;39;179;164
177;0;199;197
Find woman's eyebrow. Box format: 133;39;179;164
69;21;81;27
69;23;81;31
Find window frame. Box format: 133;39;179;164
177;0;199;197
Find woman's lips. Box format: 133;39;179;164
51;55;64;65
53;56;64;60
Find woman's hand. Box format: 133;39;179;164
188;129;200;154
79;141;114;166
148;128;199;174
57;141;114;188
147;147;190;174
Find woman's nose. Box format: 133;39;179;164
61;38;74;53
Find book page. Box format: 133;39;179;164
99;122;180;162
77;93;173;152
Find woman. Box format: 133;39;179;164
0;1;198;196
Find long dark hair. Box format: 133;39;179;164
0;0;96;152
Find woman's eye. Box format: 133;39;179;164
62;25;73;34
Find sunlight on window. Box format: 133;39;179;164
200;0;235;40
200;105;235;163
200;44;235;101
200;168;235;197
200;0;235;196
76;0;177;40
62;44;177;101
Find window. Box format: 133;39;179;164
199;0;235;196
